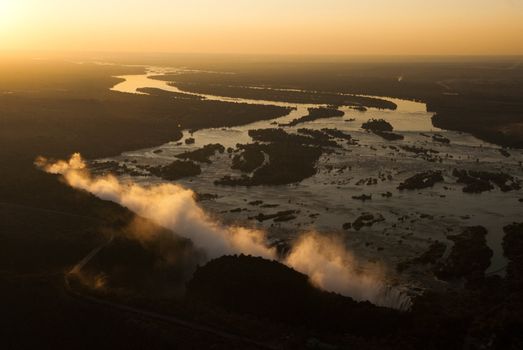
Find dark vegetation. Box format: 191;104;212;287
400;145;440;161
397;241;447;272
297;128;332;141
216;129;328;186
2;56;523;348
352;213;385;231
453;169;521;193
175;143;225;163
401;145;439;155
89;160;144;176
194;192;218;202
151;75;397;110
88;159;205;180
0;59;289;349
500;148;511;157
183;241;523;349
216;142;322;186
362;118;404;141
398;171;444;190
398;226;494;285
321;127;354;140
231;144;265;173
434;226;493;285
432;133;451;144
373;130;405;141
67;221;523;349
81;219;201;297
154;57;523;148
352;194;373;201
248;127;339;147
0;62;290;161
297;127;357;145
136;87;203;100
503;223;523;291
362;118;393;132
279;107;344;126
186;255;399;336
147;160;202;180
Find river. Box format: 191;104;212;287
101;66;523;291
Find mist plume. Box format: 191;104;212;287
36;153;410;310
286;233;411;309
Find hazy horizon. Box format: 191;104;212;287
1;0;522;55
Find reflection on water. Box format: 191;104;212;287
106;67;523;291
111;67;440;133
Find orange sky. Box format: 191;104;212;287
1;0;522;55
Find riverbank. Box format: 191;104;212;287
2;57;523;349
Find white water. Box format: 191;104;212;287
104;67;523;292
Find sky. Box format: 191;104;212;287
1;0;522;55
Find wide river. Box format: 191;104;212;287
102;66;523;293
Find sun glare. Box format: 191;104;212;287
0;0;19;30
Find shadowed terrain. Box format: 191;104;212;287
1;56;523;349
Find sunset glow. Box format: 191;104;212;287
1;0;522;55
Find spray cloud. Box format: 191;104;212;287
36;153;410;310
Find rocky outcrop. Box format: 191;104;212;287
352;213;385;231
398;171;444;190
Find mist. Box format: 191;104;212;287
36;153;410;310
286;233;412;310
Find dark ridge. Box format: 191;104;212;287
186;254;400;335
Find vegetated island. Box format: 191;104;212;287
361;118;405;141
215;128;345;186
279;107;345;127
149;73;397;110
